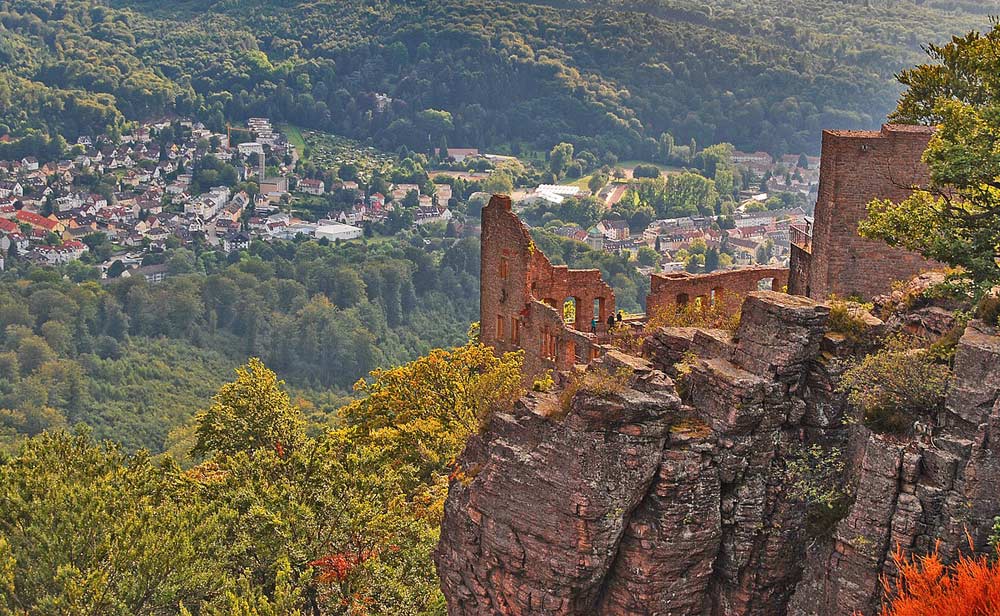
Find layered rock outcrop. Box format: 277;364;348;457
436;291;1000;615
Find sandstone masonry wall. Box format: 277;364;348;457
647;267;789;316
790;124;937;300
480;195;615;378
481;196;798;379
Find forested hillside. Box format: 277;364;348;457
0;345;524;614
0;236;482;452
1;0;997;158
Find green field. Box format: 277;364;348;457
280;124;307;161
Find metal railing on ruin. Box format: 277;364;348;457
790;221;813;252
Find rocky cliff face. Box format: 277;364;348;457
435;291;1000;615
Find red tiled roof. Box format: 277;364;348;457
16;210;59;231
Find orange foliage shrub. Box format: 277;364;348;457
309;549;378;583
872;542;1000;616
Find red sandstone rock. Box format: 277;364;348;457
438;294;1000;616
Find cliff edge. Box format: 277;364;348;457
435;290;1000;615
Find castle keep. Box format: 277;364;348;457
788;124;936;299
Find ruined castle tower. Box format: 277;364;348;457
789;124;937;299
479;194;615;378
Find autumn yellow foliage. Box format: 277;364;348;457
340;343;524;489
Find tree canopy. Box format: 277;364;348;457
861;23;1000;287
0;344;524;614
2;0;997;158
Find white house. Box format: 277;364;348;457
0;182;23;199
298;178;325;195
34;241;88;264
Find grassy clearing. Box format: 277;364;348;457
617;160;681;171
563;174;595;189
281;124;307;160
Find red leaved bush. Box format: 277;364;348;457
872;541;1000;616
308;550;376;583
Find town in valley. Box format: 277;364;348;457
0;117;816;286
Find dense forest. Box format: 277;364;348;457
0;235;483;452
0;224;655;452
0;344;524;614
2;0;998;159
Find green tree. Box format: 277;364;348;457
632;164;661;179
704;247;720;272
755;239;774;265
658;132;674;162
482;171;514;195
193;358;305;457
861;24;1000;286
664;173;719;217
167;248;198;274
549;142;574;179
16;335;55;375
107;259;127;278
637;246;659;267
588;172;609;194
0;430;229;614
714;166;735;200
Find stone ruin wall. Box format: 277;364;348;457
480;195;791;380
480;195;616;379
481;124;942;379
790;124;939;300
646;267;790;317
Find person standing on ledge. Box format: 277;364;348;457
606;313;616;331
590;317;597;333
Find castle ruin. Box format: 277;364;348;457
647;267;789;316
481;124;939;377
480;194;616;378
788;124;937;299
